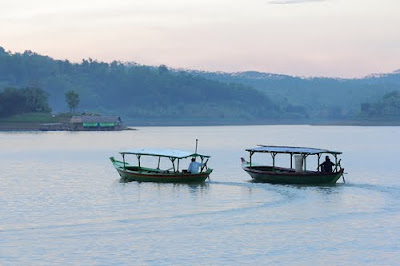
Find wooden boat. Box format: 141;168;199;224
241;145;345;185
110;148;212;183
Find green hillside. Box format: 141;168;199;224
194;71;400;121
0;47;279;125
2;46;400;125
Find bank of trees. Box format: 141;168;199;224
0;87;51;117
2;46;399;124
360;91;400;119
0;47;279;122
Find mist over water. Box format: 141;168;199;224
1;125;400;265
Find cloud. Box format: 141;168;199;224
267;0;326;4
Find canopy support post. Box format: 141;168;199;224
317;154;321;172
170;158;176;172
122;154;126;170
271;153;276;170
290;153;293;169
201;157;209;172
334;154;338;172
137;155;141;171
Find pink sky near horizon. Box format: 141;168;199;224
1;0;399;78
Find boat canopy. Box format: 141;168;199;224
246;145;342;155
120;148;211;159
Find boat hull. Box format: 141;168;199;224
242;165;344;185
111;157;212;183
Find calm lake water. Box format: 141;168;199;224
1;125;400;265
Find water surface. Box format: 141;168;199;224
1;125;399;265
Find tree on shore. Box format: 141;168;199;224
23;87;51;112
0;87;51;117
65;90;80;113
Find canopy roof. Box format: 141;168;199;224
120;148;211;159
71;115;121;123
246;145;342;155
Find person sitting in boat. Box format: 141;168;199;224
188;158;205;174
319;156;335;172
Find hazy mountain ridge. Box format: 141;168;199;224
1;46;400;124
191;69;400;120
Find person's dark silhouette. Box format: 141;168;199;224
319;156;335;172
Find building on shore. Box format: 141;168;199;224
69;115;124;131
40;122;69;131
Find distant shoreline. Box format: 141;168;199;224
0;122;134;131
123;118;400;127
1;119;400;131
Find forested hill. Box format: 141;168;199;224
0;47;279;124
1;46;400;124
192;70;400;121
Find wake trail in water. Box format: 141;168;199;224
344;182;400;198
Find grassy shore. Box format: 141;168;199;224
2;113;400;131
0;113;72;131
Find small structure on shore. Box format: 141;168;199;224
40;122;69;131
69;115;123;131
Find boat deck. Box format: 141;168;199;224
123;166;178;174
249;165;322;174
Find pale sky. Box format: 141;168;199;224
1;0;399;78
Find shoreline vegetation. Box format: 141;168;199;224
0;113;133;131
1;47;400;127
1;113;400;131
